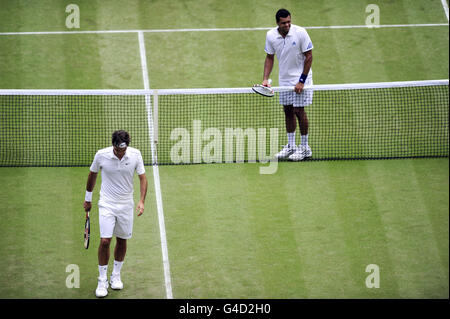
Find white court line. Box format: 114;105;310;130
441;0;450;21
138;31;150;91
0;23;448;36
138;31;173;299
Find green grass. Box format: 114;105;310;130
1;1;448;89
0;159;447;298
146;27;448;88
152;158;449;298
0;167;165;298
0;0;447;32
0;0;448;299
0;33;143;89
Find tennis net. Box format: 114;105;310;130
0;80;448;167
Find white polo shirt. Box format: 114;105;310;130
90;146;145;202
265;24;314;86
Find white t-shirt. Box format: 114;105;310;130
265;24;314;86
90;146;145;202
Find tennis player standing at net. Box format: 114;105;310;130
83;130;148;298
263;8;314;161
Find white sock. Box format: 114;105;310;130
301;134;308;146
287;132;296;147
98;265;108;280
113;260;123;275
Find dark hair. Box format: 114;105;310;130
276;8;291;22
112;130;130;147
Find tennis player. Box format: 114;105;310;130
263;8;314;161
83;130;148;298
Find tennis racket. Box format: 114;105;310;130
252;79;274;97
84;210;90;249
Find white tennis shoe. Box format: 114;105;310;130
288;145;312;161
302;145;312;158
110;273;124;290
275;144;297;159
95;277;109;298
288;147;305;161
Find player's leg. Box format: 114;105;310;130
275;103;297;159
289;107;311;161
110;200;133;290
98;238;112;266
295;107;311;156
96;237;112;297
275;91;298;159
284;105;297;134
114;237;127;262
295;107;308;136
296;107;312;158
284;104;298;149
289;81;313;161
96;203;115;297
110;237;126;290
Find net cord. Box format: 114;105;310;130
0;79;447;96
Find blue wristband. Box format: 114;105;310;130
299;73;308;84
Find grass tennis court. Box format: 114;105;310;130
0;0;448;299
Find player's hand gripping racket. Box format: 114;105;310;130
252;79;274;97
84;210;90;249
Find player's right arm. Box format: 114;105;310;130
83;171;98;213
84;151;100;213
263;31;275;87
263;54;274;86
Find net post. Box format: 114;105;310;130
153;90;158;145
144;92;156;165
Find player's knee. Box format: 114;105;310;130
283;105;294;115
99;238;111;248
116;237;127;247
294;107;305;115
295;108;307;120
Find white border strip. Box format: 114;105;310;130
0;23;448;36
156;80;450;95
441;0;450;21
2;80;446;96
306;23;448;29
138;31;173;299
0;89;149;95
277;79;450;92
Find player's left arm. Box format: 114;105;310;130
295;50;313;93
136;173;147;216
302;50;313;77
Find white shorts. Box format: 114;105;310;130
98;199;134;239
279;78;313;107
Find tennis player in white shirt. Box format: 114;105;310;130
83;130;148;298
263;8;314;161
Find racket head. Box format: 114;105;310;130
252;84;274;97
84;211;90;249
